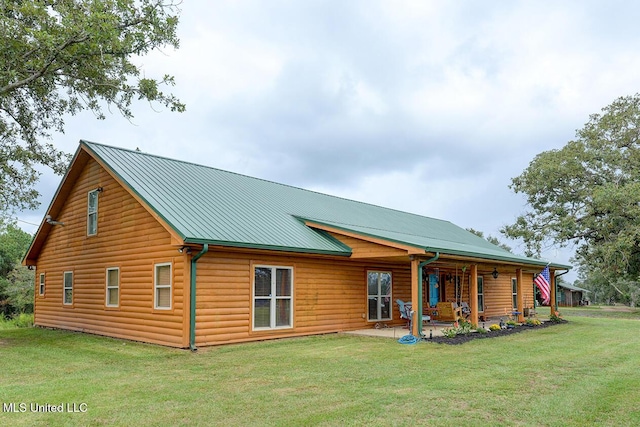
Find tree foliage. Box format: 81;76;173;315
0;0;184;215
466;228;513;253
0;221;34;315
503;94;640;302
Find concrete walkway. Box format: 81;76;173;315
343;323;451;339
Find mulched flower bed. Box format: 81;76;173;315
425;319;568;345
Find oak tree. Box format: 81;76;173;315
1;0;185;215
503;94;640;303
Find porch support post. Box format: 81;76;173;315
550;269;557;316
411;257;420;337
469;264;478;326
516;268;524;322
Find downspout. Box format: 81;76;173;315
189;243;209;351
417;252;440;337
554;269;570;313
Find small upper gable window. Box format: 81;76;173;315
87;190;99;236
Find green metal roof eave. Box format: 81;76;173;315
81;140;188;242
182;237;352;257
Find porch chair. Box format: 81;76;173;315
396;299;412;328
422;303;431;323
459;302;471;319
432;302;462;322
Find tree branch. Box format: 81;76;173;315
610;281;627;296
0;32;90;95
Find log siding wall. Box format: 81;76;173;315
194;250;412;346
326;232;410;258
34;158;186;347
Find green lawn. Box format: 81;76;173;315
560;305;640;319
1;312;640;426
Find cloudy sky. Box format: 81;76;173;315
17;0;640;282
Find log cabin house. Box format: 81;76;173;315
24;141;570;348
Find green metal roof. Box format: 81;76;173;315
81;140;569;268
558;283;589;292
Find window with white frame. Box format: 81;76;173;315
512;277;518;309
477;276;485;312
367;271;392;321
87;190;99;236
106;268;120;307
39;273;45;296
154;263;172;309
253;266;293;330
63;271;73;305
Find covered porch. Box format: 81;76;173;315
406;256;563;337
362;253;566;337
304;220;569;336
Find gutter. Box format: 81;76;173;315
189;244;209;351
417;253;440;336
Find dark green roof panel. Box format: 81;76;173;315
82;141;569;268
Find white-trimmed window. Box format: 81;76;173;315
253;265;293;330
154;263;172;310
87;190;99;236
512;277;518;310
39;273;45;296
477;276;485;312
106;268;120;307
63;271;73;305
367;271;392;321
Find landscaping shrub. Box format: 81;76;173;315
13;312;34;328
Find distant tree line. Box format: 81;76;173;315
0;222;33;316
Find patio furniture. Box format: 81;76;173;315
396;299;412;328
423;306;438;322
432;302;462;322
459;302;471;318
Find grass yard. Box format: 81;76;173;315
1;311;640;426
560;304;640;319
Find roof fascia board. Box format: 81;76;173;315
81;140;186;245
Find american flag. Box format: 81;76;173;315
534;265;551;305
